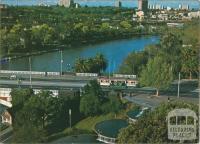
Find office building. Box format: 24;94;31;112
59;0;73;7
138;0;148;12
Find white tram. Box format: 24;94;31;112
98;74;138;88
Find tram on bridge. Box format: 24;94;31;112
98;74;138;88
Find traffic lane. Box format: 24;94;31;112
124;95;158;108
0;80;87;88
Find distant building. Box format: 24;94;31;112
188;11;200;18
182;5;189;10
59;0;73;7
155;4;161;10
136;10;144;21
167;6;172;11
1;110;12;125
179;4;189;10
138;0;148;12
115;0;122;7
167;23;184;28
0;4;8;9
75;3;79;8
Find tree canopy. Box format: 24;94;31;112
117;101;198;144
10;88;80;143
80;80;104;116
75;53;107;73
139;56;173;96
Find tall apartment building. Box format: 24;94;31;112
59;0;73;7
115;0;122;8
138;0;148;12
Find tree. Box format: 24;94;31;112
74;54;107;73
80;80;103;116
120;21;132;29
10;88;34;114
181;46;198;79
0;29;9;56
31;24;55;48
139;56;173;96
12;123;46;143
94;53;107;72
10;88;80;142
159;33;182;74
101;22;110;31
101;91;123;115
117;101;198;144
119;51;148;75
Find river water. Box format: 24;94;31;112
1;0;200;9
0;36;159;72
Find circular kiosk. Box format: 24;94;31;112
95;119;128;144
127;107;149;123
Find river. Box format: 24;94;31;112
0;36;159;72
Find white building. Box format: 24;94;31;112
1;110;12;125
59;0;73;7
188;11;200;18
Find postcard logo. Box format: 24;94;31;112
167;108;197;140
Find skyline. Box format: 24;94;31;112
1;0;200;9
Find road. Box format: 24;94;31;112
0;127;13;143
0;79;87;89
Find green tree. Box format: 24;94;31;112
181;46;198;79
101;91;123;115
117;101;198;144
120;21;132;29
101;22;110;31
12;123;46;143
10;88;34;113
31;24;55;48
140;56;173;96
159;33;182;74
74;54;107;73
119;51;148;75
94;53;107;72
80;80;103;116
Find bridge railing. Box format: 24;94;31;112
0;70;46;75
76;73;98;77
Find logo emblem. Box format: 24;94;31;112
167;108;197;140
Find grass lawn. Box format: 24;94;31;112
75;113;114;132
48;102;138;142
74;103;136;133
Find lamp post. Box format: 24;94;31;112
177;72;180;98
29;57;32;88
60;50;63;76
67;64;71;72
69;109;71;128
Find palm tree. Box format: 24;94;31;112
95;53;107;73
75;58;85;72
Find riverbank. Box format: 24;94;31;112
0;33;160;61
1;6;166;60
1;36;159;72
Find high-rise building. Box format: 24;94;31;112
59;0;73;7
138;0;148;12
115;0;122;8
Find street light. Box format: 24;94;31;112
60;50;63;76
67;64;71;72
29;57;32;88
177;72;180;98
69;109;71;128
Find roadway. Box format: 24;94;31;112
0;79;87;89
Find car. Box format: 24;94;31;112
10;75;17;80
